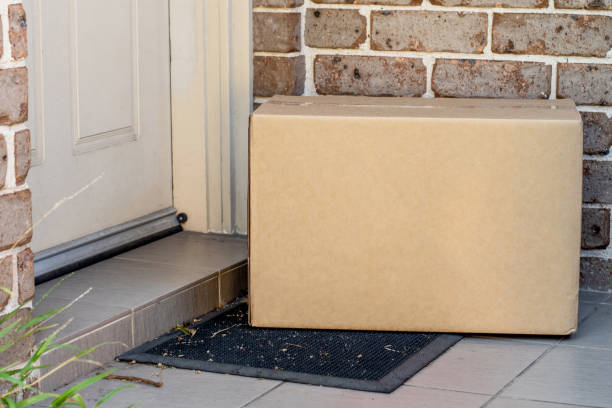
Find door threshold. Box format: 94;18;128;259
34;208;182;284
33;231;248;392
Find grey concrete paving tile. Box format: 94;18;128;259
559;304;612;350
35;362;281;408
406;338;549;395
219;262;248;307
579;290;611;304
132;277;218;346
39;316;133;392
36;257;216;310
487;398;591;408
247;383;489;408
502;346;612;407
33;296;130;344
116;231;247;272
578;302;598;324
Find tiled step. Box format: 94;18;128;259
33;232;247;391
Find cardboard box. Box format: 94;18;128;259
249;96;582;335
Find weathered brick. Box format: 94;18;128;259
580;257;612;291
314;55;426;97
582;112;612;155
558;64;612;106
492;14;612;57
582;208;610;249
432;59;551;99
372;11;487;53
8;4;27;60
0;19;3;59
431;0;546;6
555;0;612;9
14;129;29;186
0;309;33;366
0;135;6;189
306;9;366;49
312;0;422;5
0;256;13;309
254;56;305;97
583;161;612;203
17;248;33;304
0;68;28;126
253;0;303;7
0;190;32;251
253;13;300;53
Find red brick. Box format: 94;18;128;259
8;4;27;60
0;135;6;189
492;14;612;57
0;189;32;251
558;64;612;106
254;56;305;97
0;68;28;126
314;55;426;97
0;256;12;310
0;309;33;365
432;59;551;99
582;112;612;155
555;0;611;9
432;0;546;6
14;129;30;186
305;9;366;49
580;257;612;291
583;161;612;203
0;19;3;59
253;0;303;6
17;248;33;304
372;11;487;53
312;0;422;4
582;208;610;249
253;12;300;53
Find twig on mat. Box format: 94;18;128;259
210;324;243;338
104;375;163;388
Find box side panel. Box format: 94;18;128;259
250;115;582;334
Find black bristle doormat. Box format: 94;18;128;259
119;301;461;393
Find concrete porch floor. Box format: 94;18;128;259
40;290;612;408
32;233;612;408
33;231;248;391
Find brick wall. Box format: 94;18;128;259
0;0;34;362
253;0;612;291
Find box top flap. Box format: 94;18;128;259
253;95;581;121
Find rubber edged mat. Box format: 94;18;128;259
119;301;461;393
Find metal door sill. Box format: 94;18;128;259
34;207;181;284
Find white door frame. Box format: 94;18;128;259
170;0;252;235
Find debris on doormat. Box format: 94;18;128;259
118;300;461;393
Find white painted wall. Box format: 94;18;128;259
170;0;252;235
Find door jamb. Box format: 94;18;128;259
169;0;252;235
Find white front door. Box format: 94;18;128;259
24;0;173;252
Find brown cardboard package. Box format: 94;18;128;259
249;96;582;335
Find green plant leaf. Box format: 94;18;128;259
16;306;68;333
94;385;134;407
15;392;57;407
0;304;24;328
1;396;18;408
0;320;20;348
0;371;24;386
0;286;12;296
50;370;115;408
68;393;86;408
